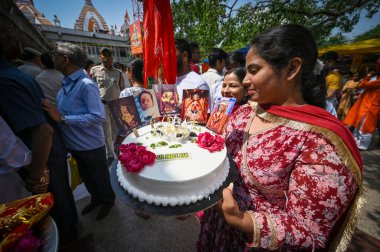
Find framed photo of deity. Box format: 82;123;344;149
180;89;209;125
206;97;236;134
152;84;180;115
132;89;161;124
108;96;141;136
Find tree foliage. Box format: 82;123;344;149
170;0;380;54
353;24;380;42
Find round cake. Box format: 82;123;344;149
116;124;230;206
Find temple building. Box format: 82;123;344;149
15;0;53;26
14;0;130;63
74;0;109;33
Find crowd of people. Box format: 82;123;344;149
0;23;378;250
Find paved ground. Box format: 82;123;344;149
66;140;380;252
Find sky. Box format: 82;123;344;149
34;0;380;39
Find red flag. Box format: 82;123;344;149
143;0;177;87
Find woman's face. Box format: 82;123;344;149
242;48;289;105
221;73;246;104
140;93;154;110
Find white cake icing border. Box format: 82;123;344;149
116;158;230;206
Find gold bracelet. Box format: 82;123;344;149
247;210;259;247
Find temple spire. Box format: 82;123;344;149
85;0;94;7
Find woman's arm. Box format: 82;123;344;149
219;133;358;250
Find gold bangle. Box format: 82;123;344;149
247;210;259;247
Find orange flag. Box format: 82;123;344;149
143;0;177;87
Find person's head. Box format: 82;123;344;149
120;105;130;115
175;38;192;76
226;51;245;70
208;48;228;73
139;91;154;111
192;93;200;100
243;24;326;108
52;42;87;76
222;68;247;105
126;58;144;85
163;91;174;100
99;47;113;67
40;52;55;69
190;42;201;63
21;47;42;66
218;102;227;113
0;35;22;63
85;59;94;73
321;51;339;69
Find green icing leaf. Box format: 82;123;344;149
169;144;182;148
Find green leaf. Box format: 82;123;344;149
136;142;143;146
150;143;156;149
169;144;183;148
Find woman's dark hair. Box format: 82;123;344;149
250;24;326;108
226;51;245;70
127;58;144;84
85;59;94;70
224;67;246;84
41;52;55;69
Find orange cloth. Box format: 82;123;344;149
343;76;380;133
337;80;360;119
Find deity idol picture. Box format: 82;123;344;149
181;89;209;124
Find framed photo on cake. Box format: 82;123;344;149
206;97;236;134
181;89;209;124
152;84;180;115
133;89;161;123
108;96;141;135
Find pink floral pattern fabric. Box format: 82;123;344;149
197;104;358;251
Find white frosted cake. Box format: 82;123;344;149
116;124;230;206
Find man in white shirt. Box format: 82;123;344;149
175;39;209;103
202;48;227;88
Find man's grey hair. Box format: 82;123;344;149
54;42;87;68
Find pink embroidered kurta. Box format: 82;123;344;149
197;104;358;251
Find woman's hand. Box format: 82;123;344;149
217;188;245;228
216;187;255;235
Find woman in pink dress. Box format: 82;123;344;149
197;24;363;251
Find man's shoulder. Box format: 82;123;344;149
90;65;104;74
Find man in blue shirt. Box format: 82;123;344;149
43;42;115;220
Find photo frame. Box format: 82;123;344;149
152;84;180;115
108;96;141;136
206;97;236;134
180;89;209;124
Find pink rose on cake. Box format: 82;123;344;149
196;132;225;153
118;143;156;173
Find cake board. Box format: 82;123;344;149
111;155;237;216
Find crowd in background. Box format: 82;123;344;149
0;24;379;249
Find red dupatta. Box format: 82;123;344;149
260;103;363;173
